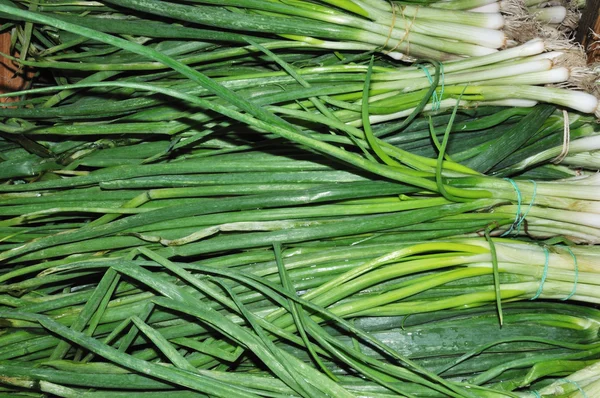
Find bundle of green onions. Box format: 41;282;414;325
1;238;600;397
1;39;598;125
1;0;600;396
3;0;511;61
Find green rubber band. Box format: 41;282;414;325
531;247;549;300
515;179;536;234
501;178;522;237
558;379;588;398
560;246;578;301
531;391;542;398
417;62;444;111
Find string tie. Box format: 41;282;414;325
560;246;578;301
557;379;588;398
501;178;521;236
381;1;397;52
552;110;571;164
382;4;418;56
502;179;536;236
531;246;549;300
418;63;444;111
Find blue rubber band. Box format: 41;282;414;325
560;246;578;301
531;247;549;300
417;63;444;111
501;178;522;237
515;179;536;234
531;391;542;398
558;378;588;398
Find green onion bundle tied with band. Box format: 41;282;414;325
1;0;600;397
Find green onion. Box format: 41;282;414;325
1;1;599;396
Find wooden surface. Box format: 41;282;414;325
0;31;32;102
575;0;600;62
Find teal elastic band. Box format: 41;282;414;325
418;63;444;111
501;178;522;237
531;247;549;300
515;179;536;234
558;379;588;398
561;246;579;301
531;391;541;398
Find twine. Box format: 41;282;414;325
560;246;579;301
552;110;571;163
531;246;549;300
418;62;445;111
501;178;522;236
501;179;536;236
383;4;418;56
381;1;397;51
557;379;588;398
516;179;536;234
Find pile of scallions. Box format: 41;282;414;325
0;0;600;397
